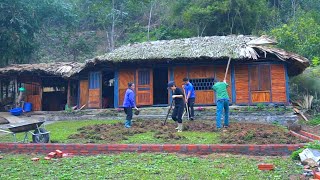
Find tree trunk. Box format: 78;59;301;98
147;1;154;41
110;0;115;51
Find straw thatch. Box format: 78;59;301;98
88;35;309;76
0;62;84;78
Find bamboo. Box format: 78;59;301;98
224;57;231;81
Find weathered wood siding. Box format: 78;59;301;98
235;65;249;104
173;66;187;88
271;64;287;103
188;66;215;104
216;65;232;103
88;89;101;108
118;69;135;106
79;80;88;108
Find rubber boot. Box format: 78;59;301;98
177;123;183;132
128;119;132;127
125;120;131;128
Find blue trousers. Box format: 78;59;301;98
216;99;229;128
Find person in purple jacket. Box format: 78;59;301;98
123;82;139;128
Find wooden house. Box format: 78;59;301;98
0;62;84;111
84;35;309;108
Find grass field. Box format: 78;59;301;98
0;153;302;179
0;120;221;144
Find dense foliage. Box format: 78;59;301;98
1;0;320;64
1;0;319;113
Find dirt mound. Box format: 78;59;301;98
68;120;307;144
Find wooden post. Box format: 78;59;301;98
224;57;231;81
14;77;18;107
67;80;71;107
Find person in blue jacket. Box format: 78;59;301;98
183;78;196;120
123;82;139;128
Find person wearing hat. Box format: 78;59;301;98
167;81;185;132
123;82;139;128
212;78;230;130
183;77;196;120
17;87;26;108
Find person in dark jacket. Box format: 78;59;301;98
183;78;196;120
123;82;139;128
167;81;185;132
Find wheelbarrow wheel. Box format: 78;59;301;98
32;128;50;143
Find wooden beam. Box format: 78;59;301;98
67;80;71;107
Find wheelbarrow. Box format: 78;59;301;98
0;121;50;143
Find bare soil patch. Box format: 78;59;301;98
68;120;307;144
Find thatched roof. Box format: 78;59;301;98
0;62;85;78
88;35;309;76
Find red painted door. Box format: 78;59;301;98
135;69;153;106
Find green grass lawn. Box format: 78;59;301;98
0;120;221;144
0;153;302;179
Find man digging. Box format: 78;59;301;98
183;78;196;120
167;81;185;132
212;78;230;130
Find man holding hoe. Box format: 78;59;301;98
212;78;230;130
183;78;196;120
167;81;185;132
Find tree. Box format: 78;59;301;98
0;0;76;65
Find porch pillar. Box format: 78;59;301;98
67;80;71;107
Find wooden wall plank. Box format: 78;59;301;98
235;65;249;104
251;91;270;103
88;89;101;108
174;66;187;88
271;64;287;102
188;66;214;104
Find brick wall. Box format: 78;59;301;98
0;143;305;156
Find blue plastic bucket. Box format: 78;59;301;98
23;102;32;112
10;107;23;116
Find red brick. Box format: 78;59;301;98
56;150;63;158
31;157;40;161
186;145;198;152
47;152;56;158
163;144;181;152
258;164;274;170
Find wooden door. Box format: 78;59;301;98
118;69;135;106
25;83;41;111
79;80;88;108
88;72;102;108
135;69;153;106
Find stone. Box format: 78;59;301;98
302;158;318;167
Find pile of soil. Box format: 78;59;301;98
68;120;307;144
220;123;307;144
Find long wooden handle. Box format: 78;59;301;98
224;57;231;81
